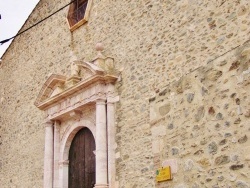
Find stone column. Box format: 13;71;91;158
107;99;116;188
59;160;69;188
95;99;108;188
53;121;60;188
107;84;118;188
44;121;54;188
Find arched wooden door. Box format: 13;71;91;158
69;128;96;188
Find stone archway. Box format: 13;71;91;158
68;127;95;188
59;119;96;188
35;44;119;188
61;119;96;162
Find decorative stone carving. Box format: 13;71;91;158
64;61;82;88
34;43;119;121
35;43;119;188
71;61;80;77
34;74;67;106
93;43;118;75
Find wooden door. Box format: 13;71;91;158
69;128;96;188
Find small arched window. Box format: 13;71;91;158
67;0;92;31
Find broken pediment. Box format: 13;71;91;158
34;74;67;107
92;43;119;75
34;61;106;107
64;60;105;88
34;43;119;111
72;61;105;79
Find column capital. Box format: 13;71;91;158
54;120;61;125
43;120;54;127
96;98;106;105
107;95;119;104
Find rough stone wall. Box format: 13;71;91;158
0;1;71;187
0;0;249;187
150;45;250;187
113;1;250;187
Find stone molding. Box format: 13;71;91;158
43;120;54;127
60;119;96;160
35;74;67;107
94;184;109;188
35;43;119;188
59;160;69;166
35;44;119;122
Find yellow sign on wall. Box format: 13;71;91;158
156;166;172;182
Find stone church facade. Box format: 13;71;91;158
0;0;250;188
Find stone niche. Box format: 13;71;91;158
35;43;119;188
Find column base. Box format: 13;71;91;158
94;184;109;188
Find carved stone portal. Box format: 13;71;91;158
35;43;119;188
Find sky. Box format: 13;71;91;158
0;0;40;58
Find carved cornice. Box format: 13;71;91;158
37;74;117;110
35;43;119;122
43;120;54;127
35;74;67;106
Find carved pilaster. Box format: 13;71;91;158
53;120;61;188
106;84;118;188
95;99;108;188
34;43;119;188
59;160;69;188
43;121;54;188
